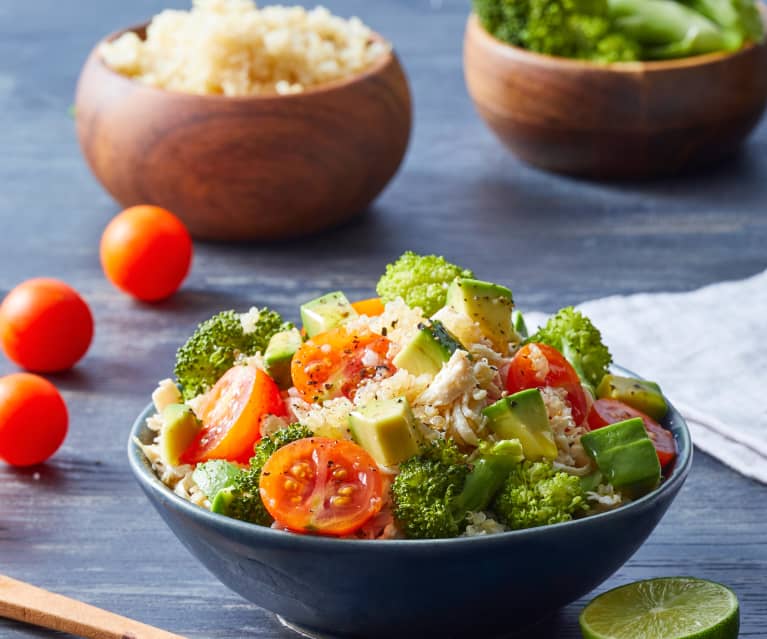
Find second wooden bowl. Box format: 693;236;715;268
76;25;412;241
464;13;767;178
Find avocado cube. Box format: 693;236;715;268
581;418;661;496
482;388;557;461
445;278;514;351
300;291;358;338
160;403;203;466
349;398;421;467
264;328;303;389
192;460;241;500
393;320;463;377
596;374;669;420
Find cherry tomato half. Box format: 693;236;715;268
100;205;193;302
588;398;677;469
0;373;68;466
181;365;286;464
291;328;395;403
0;278;93;373
507;343;589;425
259;437;384;536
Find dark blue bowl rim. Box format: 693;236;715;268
128;365;692;549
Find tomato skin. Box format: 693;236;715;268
588;398;677;469
291;328;395;403
181;366;286;464
507;343;589;425
260;437;383;536
0;373;68;466
0;278;93;372
100;206;192;302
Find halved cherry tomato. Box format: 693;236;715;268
351;297;385;317
291;328;395;403
507;343;589;425
181;365;285;464
588;398;677;469
259;437;383;536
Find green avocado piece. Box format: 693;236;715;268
445;278;514;351
512;310;528;339
192;460;241;500
580;470;604;493
300;291;357;338
160;403;203;466
264;328;303;389
482;388;557;461
393;320;464;377
349;397;422;467
597;374;669;420
211;486;237;515
581;418;661;496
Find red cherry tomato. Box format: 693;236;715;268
291;328;395;403
0;373;68;466
100;205;193;302
0;278;93;372
588;398;677;469
507;343;589;425
181;365;286;464
259;437;384;536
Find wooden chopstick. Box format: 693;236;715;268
0;575;187;639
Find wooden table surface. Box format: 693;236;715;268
1;1;766;637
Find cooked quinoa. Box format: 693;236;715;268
100;0;390;96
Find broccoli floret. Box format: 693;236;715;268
174;307;290;400
492;461;587;530
376;251;473;317
529;306;612;393
391;438;525;539
213;423;313;527
391;439;470;539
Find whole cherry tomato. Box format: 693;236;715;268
100;205;193;302
0;278;93;372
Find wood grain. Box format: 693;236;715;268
464;13;767;178
0;576;186;639
75;25;412;241
1;0;766;638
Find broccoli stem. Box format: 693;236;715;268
608;0;742;58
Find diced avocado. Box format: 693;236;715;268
512;310;528;339
445;278;514;351
597;374;669;420
393;320;464;377
160;403;203;466
211;486;237;515
264;328;303;389
300;291;357;338
581;418;661;496
192;460;241;500
349;397;422;467
482;389;557;461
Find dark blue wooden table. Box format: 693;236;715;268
1;1;765;637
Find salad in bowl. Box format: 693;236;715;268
139;251;677;541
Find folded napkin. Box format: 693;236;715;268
526;268;767;484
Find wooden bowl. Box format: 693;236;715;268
464;13;767;178
76;25;411;241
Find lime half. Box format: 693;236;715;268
579;577;739;639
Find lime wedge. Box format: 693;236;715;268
579;577;739;639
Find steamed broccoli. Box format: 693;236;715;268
474;0;641;62
211;423;312;527
492;460;587;530
376;251;473;317
529;306;612;393
391;438;524;539
174;307;290;400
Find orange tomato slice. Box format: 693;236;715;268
351;297;385;317
181;365;286;464
259;437;384;536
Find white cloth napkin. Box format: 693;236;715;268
525;269;767;484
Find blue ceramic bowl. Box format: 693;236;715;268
128;368;692;639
